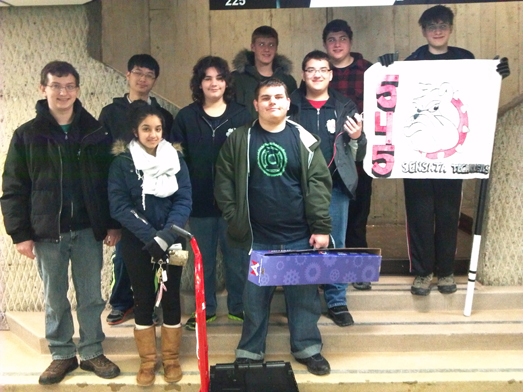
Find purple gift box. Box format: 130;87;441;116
248;248;382;286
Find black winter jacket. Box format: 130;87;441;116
406;45;474;61
232;50;298;117
171;101;252;218
289;87;367;200
1;99;118;243
99;94;175;142
108;140;192;246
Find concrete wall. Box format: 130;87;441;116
0;2;521;314
0;5;178;312
100;0;523;226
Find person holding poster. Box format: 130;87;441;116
215;78;332;376
402;5;509;296
289;50;366;327
232;26;297;117
322;19;374;292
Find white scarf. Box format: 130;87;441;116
129;139;180;209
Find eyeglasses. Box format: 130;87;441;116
304;68;331;76
426;23;450;32
130;70;156;80
47;84;78;92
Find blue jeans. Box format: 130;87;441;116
190;217;247;315
34;228;106;360
323;185;350;308
236;237;322;360
108;242;134;312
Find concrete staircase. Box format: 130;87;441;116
2;276;523;391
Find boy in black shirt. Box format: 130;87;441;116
215;78;332;376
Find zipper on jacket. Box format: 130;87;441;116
80;125;104;144
316;108;320;134
202;116;230;201
246;127;254;255
57;146;63;242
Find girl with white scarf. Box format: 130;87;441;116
108;100;191;386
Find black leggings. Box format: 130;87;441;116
120;227;182;326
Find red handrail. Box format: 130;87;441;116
190;236;209;391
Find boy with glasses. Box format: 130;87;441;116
1;61;121;384
99;54;174;325
400;5;509;295
232;25;297;117
289;50;366;327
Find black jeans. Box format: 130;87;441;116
403;178;462;277
120;227;182;325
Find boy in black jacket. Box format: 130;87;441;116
401;5;509;296
289;50;365;327
1;61;120;385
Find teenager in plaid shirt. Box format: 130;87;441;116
320;19;374;327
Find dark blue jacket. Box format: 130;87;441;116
171;101;252;217
406;45;474;61
289;87;366;200
108;140;192;246
99;95;175;142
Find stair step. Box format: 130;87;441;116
181;276;523;313
6;307;523;356
2;330;522;391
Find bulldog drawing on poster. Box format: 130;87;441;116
405;81;469;159
363;60;502;179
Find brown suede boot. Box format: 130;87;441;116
161;326;183;382
134;326;157;386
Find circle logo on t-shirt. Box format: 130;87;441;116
257;142;287;177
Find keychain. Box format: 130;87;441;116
155;261;168;307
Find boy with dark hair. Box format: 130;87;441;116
289;50;366;327
402;5;509;296
1;61;121;384
99;54;174;325
232;25;297;117
172;56;252;330
215;77;332;376
322;19;374;294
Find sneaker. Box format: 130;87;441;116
38;357;78;385
106;308;133;325
228;312;244;322
327;305;354;327
295;354;330;376
185;313;216;330
80;354;120;379
411;273;433;296
438;274;457;294
352;282;372;290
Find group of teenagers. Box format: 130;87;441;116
1;4;510;387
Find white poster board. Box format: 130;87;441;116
363;60;501;179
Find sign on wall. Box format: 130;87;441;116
210;0;518;10
362;60;501;179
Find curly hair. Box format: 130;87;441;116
190;56;234;105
